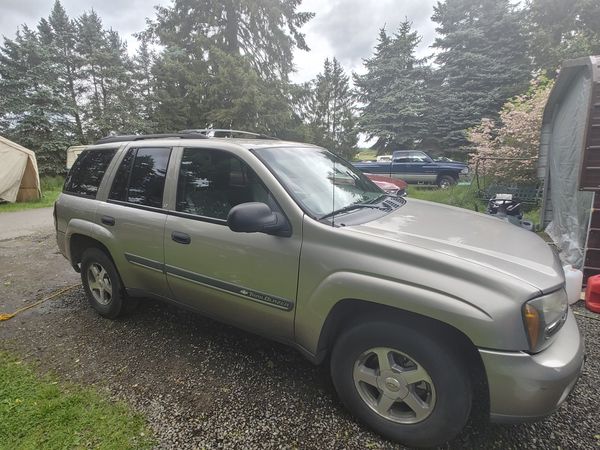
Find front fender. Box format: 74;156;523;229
294;217;534;357
295;270;499;357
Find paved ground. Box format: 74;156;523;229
0;211;599;449
0;207;53;240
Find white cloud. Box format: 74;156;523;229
0;0;439;83
291;0;438;82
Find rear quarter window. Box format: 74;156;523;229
63;148;117;198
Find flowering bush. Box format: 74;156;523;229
469;77;554;184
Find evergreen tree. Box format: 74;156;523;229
133;36;157;132
0;0;154;174
149;45;210;132
305;58;357;159
430;0;531;151
0;27;71;174
203;49;299;134
76;11;143;140
147;0;313;136
148;0;313;80
354;22;431;152
38;0;85;143
527;0;600;76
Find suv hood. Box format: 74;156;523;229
348;199;564;293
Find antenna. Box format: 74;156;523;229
332;158;336;227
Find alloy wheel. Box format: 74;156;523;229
87;262;113;306
353;347;436;424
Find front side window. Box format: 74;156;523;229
64;148;117;197
176;148;271;220
409;151;431;163
254;146;383;218
108;147;171;208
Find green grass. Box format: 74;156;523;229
0;176;63;213
0;353;154;450
354;149;377;161
407;184;487;212
407;184;542;227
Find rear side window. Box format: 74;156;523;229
108;147;171;208
108;149;135;201
64;149;117;198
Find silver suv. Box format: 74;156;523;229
55;133;584;447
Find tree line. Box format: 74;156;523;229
0;0;599;175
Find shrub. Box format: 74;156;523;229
469;77;553;185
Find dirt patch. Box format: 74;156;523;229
1;232;599;449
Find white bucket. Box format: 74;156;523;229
563;265;583;305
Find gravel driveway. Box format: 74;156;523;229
0;228;599;449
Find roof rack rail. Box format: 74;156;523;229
179;128;280;140
94;133;210;145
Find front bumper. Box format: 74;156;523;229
479;309;584;423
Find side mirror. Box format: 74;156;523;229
227;202;291;237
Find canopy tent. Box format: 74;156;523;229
0;135;41;203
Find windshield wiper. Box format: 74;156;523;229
369;193;392;203
318;203;384;220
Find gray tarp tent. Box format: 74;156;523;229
0;135;41;203
538;56;600;279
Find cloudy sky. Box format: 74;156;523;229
0;0;439;83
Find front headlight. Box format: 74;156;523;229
460;167;469;174
522;289;568;353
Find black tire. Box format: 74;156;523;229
330;320;472;448
80;248;129;319
437;174;456;189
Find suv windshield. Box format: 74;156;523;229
254;146;385;218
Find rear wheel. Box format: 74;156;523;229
437;174;456;189
330;320;472;448
81;248;129;319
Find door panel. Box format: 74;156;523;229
96;202;169;297
163;147;301;340
164;217;300;339
96;146;172;297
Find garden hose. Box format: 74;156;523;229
0;284;80;321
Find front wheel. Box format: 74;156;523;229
437;174;456;189
330;321;472;448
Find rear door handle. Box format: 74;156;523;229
171;231;191;245
101;215;115;226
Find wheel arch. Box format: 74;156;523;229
436;171;459;183
315;299;489;416
68;233;115;272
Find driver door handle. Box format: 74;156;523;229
171;231;191;245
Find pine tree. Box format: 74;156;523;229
305;58;357;159
148;0;313;80
149;45;210;132
527;0;600;76
0;1;157;173
76;11;146;140
0;27;71;174
38;0;85;143
147;0;313;136
354;22;431;152
133;37;156;132
430;0;531;151
204;49;302;134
